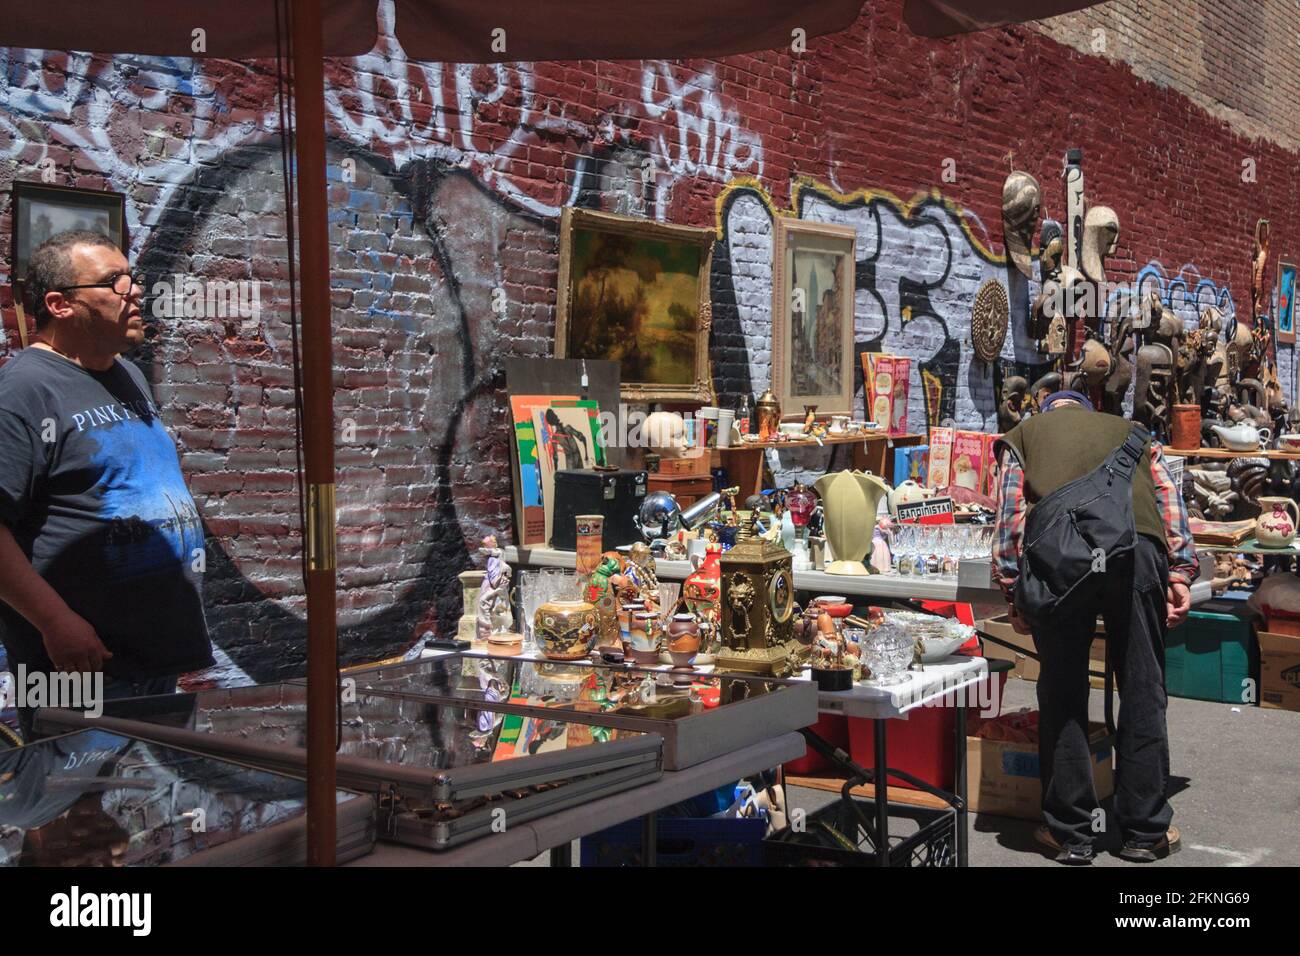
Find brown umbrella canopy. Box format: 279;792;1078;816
0;0;865;59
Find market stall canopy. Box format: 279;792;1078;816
0;0;865;59
903;0;1106;37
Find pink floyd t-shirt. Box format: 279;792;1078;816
0;348;214;679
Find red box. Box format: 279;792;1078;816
784;713;850;775
846;669;1008;792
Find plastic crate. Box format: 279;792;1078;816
1165;606;1256;704
764;801;956;867
579;816;766;867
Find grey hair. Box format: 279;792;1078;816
24;230;121;329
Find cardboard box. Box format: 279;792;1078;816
865;354;911;436
928;427;954;490
951;430;987;495
893;444;929;487
1259;630;1300;712
968;720;1114;821
978;615;1106;686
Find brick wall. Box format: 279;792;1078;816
2;0;1297;684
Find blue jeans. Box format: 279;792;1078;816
16;673;179;744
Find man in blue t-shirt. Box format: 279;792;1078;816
0;230;214;739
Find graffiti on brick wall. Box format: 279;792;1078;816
712;177;1019;433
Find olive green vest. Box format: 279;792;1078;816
997;406;1167;549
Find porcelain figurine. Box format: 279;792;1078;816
475;535;513;641
457;569;485;643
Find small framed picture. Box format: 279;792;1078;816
1277;260;1296;344
771;217;857;418
9;181;128;285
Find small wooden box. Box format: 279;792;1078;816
647;472;714;508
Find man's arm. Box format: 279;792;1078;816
0;410;112;672
993;450;1027;599
1150;443;1198;586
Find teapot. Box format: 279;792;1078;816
888;479;932;517
1210;421;1270;452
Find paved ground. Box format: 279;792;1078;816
523;676;1299;867
789;677;1300;867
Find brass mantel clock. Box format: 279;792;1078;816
717;525;798;676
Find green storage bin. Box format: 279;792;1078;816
1165;607;1256;704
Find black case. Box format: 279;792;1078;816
550;469;648;551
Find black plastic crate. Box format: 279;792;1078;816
764;800;956;867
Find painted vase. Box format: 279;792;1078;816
683;543;723;659
628;611;663;665
617;600;646;657
533;600;600;660
665;612;701;667
1255;496;1300;548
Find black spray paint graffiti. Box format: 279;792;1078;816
132;142;555;684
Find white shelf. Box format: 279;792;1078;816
504;546;1006;603
504;546;1214;608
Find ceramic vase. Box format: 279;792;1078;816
682;544;723;661
533;600;600;660
628;611;663;665
1171;404;1201;450
814;470;891;575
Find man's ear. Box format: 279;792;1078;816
42;289;75;323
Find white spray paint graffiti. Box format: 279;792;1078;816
641;62;764;221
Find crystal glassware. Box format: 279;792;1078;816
863;625;915;685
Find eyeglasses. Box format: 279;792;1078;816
57;273;146;297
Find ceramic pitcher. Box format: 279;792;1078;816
1255;496;1300;548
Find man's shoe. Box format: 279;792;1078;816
1119;826;1181;862
1034;825;1095;865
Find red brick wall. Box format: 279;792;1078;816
1;0;1296;684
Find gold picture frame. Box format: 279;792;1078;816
554;207;715;404
771;217;857;418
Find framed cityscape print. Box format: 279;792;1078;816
10;181;128;283
771;216;857;418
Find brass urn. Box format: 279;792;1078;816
755;389;782;441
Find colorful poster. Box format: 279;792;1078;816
510;394;576;546
1278;261;1296;344
533;399;604;545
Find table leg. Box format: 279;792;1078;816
641;812;657;868
549;842;573;868
955;698;968;868
874;718;889;867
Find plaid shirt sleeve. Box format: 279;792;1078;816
1151;442;1198;587
992;449;1026;599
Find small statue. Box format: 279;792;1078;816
624;542;661;612
475;535;513;640
997;376;1029;433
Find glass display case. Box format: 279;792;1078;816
35;681;663;850
0;728;373;866
340;651;820;770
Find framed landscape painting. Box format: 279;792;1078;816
554;208;715;404
771;216;857;418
